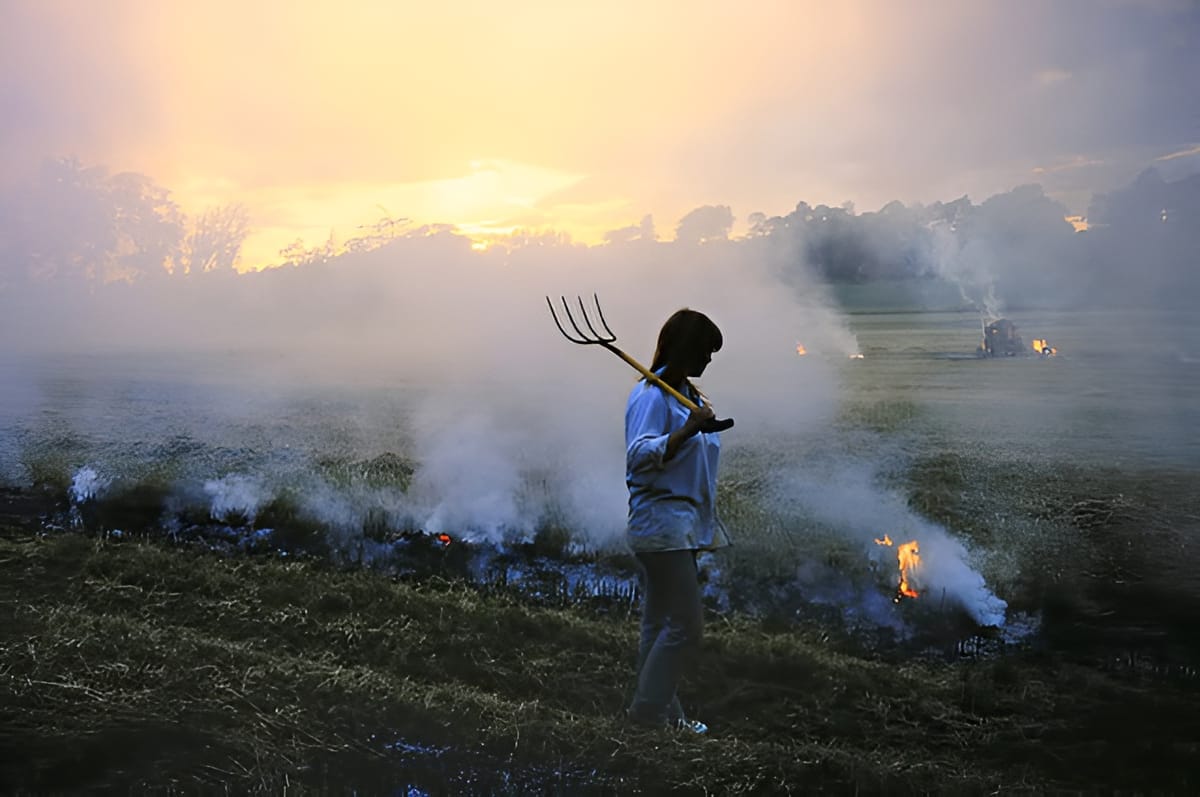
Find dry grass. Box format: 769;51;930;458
1;521;1198;795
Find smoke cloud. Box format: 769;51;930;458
0;224;851;551
765;461;1007;626
5;162;1198;630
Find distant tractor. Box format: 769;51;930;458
979;318;1025;357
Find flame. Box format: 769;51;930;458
874;535;921;599
848;353;864;359
795;343;808;356
436;533;452;546
1032;339;1058;355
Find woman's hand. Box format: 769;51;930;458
683;404;716;436
665;404;715;462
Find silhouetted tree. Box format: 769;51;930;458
345;214;410;254
675;205;733;244
1085;168;1200;306
0;157;184;285
107;171;184;281
180;204;249;275
603;214;656;244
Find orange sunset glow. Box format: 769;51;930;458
4;1;1197;271
1;1;873;268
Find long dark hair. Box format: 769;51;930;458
649;308;723;372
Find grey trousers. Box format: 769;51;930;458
627;549;703;724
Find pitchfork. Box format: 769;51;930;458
546;294;734;431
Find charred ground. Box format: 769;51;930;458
2;471;1199;795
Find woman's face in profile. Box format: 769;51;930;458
686;347;713;378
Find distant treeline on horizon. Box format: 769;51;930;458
1;158;1196;313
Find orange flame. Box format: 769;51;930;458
436;533;452;546
874;535;921;599
1032;339;1057;356
796;343;808;356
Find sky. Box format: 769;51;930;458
2;0;1198;269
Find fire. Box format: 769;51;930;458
874;535;921;600
436;533;452;546
1032;339;1057;356
795;343;808;356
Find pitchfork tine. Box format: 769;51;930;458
560;296;591;341
591;293;616;339
545;293;735;431
576;296;609;342
546;296;582;343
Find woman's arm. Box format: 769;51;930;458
663;404;715;462
627;384;716;471
626;386;671;474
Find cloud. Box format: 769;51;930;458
1031;156;1107;175
1157;144;1200;162
1;1;1196;253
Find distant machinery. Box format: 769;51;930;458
979;318;1024;357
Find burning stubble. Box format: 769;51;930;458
763;460;1008;627
3;231;1010;625
874;535;921;600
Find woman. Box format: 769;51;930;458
624;308;731;734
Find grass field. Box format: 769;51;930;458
3;489;1199;795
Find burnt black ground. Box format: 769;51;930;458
2;483;1199;795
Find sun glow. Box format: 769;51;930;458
5;3;901;273
15;2;1146;278
207;159;590;270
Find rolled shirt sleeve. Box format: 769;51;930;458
624;378;729;553
625;383;672;475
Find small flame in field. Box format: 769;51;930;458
1032;339;1058;356
848;353;865;359
436;533;452;546
796;343;808;356
874;535;921;600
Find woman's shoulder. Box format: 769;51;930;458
626;379;669;410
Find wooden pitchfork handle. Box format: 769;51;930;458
546;294;735;432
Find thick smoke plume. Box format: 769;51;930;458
12;166;1197;626
1;230;851;550
765;461;1007;627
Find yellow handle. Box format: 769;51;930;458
608;345;701;412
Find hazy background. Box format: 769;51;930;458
1;0;1198;627
2;0;1197;265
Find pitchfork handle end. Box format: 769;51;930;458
701;417;735;433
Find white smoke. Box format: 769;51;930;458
926;220;1003;319
204;473;264;523
70;465;109;503
9;227;1011;626
326;234;858;551
410;409;530;543
766;460;1007;627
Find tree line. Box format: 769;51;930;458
1;156;1196;310
0;158;248;287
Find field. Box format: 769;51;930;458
2;473;1198;795
3;309;1198;793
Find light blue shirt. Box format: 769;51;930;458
624;376;731;553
